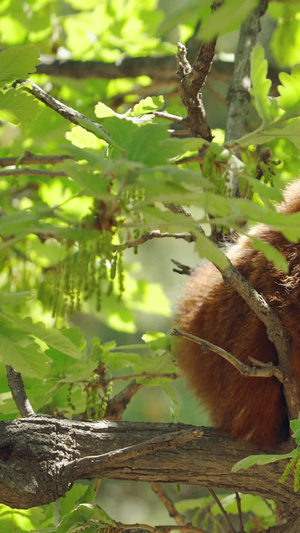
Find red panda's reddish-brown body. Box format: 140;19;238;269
176;182;300;448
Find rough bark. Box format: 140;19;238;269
0;416;298;520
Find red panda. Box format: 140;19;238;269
176;181;300;448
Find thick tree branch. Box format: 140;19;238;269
65;427;203;475
6;366;35;417
226;0;269;142
225;0;269;195
0;417;298;521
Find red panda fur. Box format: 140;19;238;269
176;181;300;448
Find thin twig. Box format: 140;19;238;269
6;366;35;417
263;498;276;515
97;372;178;386
171;259;193;276
111;522;207;533
206;509;227;533
150;483;186;526
114;230;196;250
208;489;235;533
26;80;113;144
64;427;203;476
172;329;283;381
235;492;244;532
0;168;67;178
153;111;189;125
0;154;73;168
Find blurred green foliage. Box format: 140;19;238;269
0;0;300;531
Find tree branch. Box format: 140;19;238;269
6;366;35;417
65;427;203;475
36;55;282;89
111;522;207;533
0;168;67;178
208;489;235;533
226;0;269;142
25;80;112;142
225;0;269;195
0;417;298;519
150;482;186;526
98;372;178;386
114;230;196;251
176;41;214;140
104;380;142;420
0;154;73;168
172;329;283;381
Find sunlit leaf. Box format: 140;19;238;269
250;44;272;123
198;0;258;40
278;66;300;112
0;88;41;124
0;45;40;88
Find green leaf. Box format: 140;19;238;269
157;0;211;36
243;174;283;202
58;484;95;519
0;88;41;124
278;66;300;112
0;45;40;88
250;44;272;123
0;292;34;306
0;313;85;359
290;415;300;444
270;6;300;67
76;116;124;152
95;101;128;119
252;238;288;272
195;233;229;269
0;210;42;237
66;125;107;149
133;95;164;116
142;331;166;343
232;450;296;472
56;504;116;533
0;333;50;378
198;0;258;41
63;161;111;197
238;116;300;149
104;352;141;371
